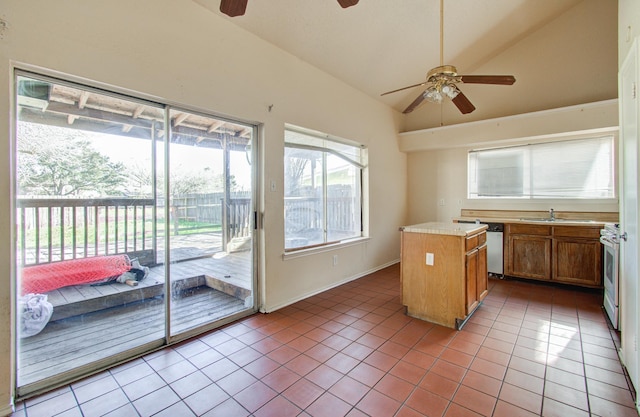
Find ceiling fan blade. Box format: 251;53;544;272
452;90;476;114
460;75;516;85
381;82;428;97
220;0;248;17
403;92;427;114
337;0;359;7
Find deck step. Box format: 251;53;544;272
50;275;250;322
205;275;251;300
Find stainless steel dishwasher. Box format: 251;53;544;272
458;220;504;277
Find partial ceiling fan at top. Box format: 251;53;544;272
219;0;359;17
381;0;516;115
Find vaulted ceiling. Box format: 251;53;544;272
194;0;618;131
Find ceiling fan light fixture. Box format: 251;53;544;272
424;86;443;103
442;83;459;99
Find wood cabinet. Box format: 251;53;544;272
505;224;552;280
552;226;602;287
466;242;488;314
476;244;488;301
505;224;602;287
401;225;488;329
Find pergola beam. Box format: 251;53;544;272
78;91;90;109
207;121;224;133
173;113;189;127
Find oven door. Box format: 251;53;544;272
600;236;619;328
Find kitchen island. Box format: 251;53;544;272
400;222;488;329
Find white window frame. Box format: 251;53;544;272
284;125;367;253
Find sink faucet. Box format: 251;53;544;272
549;208;555;220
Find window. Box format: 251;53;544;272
284;126;366;251
468;136;615;199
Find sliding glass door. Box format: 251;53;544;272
167;108;255;338
14;71;256;396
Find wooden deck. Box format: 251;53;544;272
18;249;253;388
45;250;252;321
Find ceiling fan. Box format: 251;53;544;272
381;0;515;115
219;0;359;17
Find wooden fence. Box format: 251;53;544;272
170;192;251;239
284;196;358;233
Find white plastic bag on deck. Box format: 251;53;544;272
19;293;53;338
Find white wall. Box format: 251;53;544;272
0;0;407;410
402;101;620;224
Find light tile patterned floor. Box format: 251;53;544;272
11;265;638;416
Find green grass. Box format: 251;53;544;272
168;220;222;235
18;219;222;249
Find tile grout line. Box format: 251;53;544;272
486;283;511;417
575;299;594;417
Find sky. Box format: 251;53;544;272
89;132;253;192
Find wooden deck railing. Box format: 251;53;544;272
16;196;255;267
17;198;156;266
224;198;252;241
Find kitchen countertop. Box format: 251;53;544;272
455;209;618;227
400;222;488;236
454;216;608;226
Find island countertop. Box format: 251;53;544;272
399;222;488;236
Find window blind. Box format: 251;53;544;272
469;137;615;199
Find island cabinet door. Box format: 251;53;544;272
476;244;488;301
466;243;488;315
466;248;479;314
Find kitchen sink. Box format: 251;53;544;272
519;218;597;223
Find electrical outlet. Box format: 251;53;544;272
426;253;434;266
333;255;338;266
439;198;445;206
270;180;276;192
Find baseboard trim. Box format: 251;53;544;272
260;259;399;313
0;401;14;417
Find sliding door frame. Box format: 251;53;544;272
12;66;260;398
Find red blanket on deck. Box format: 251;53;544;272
21;255;131;295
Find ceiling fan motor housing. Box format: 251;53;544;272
427;65;460;82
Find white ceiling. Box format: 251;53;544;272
193;0;618;130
